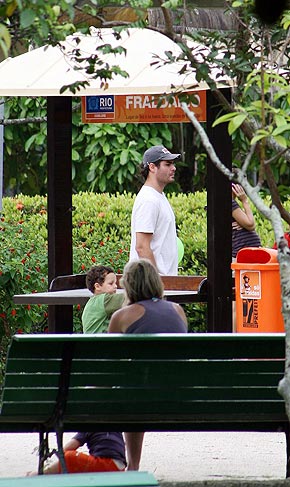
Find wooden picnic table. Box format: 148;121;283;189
13;274;209;306
13;287;207;306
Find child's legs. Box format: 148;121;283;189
59;451;123;474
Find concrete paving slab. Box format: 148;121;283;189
0;431;287;484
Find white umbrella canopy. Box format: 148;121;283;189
0;27;229;97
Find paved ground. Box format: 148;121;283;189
0;431;287;484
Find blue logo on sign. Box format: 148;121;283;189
86;96;115;113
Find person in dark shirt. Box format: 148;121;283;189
232;183;261;259
108;259;187;471
27;432;126;475
109;258;187;335
231;183;261;331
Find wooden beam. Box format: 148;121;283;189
47;97;73;333
147;6;237;31
206;88;232;332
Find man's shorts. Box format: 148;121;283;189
59;451;125;473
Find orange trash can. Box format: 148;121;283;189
231;247;284;333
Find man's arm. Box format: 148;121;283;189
135;232;157;268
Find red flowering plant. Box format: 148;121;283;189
0;199;49;337
0;197;50;375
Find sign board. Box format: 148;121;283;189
240;270;261;300
81;91;206;124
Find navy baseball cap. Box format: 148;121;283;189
143;145;180;166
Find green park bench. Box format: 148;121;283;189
0;333;288;479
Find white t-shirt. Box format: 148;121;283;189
129;185;178;275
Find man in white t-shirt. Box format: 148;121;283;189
129;145;180;275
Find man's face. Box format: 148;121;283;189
154;160;176;185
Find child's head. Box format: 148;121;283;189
86;265;117;295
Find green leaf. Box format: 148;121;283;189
274;115;287;127
251;134;267;145
24;134;37;152
119;149;128;166
228;113;248;135
20;9;36;29
87;169;95;183
272;124;290;137
212;112;239;127
117;171;124;186
39;18;49;39
99;175;107;192
102;141;111;156
127;162;136;175
273;135;288;149
0;23;11;50
72;149;80;161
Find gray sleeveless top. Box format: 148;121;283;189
126;299;187;334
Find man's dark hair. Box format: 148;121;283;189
140;160;161;180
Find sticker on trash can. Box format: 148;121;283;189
242;299;259;328
240;270;261;299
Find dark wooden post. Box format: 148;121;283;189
47;97;73;333
206;88;232;332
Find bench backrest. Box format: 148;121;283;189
1;333;286;431
49;274;207;292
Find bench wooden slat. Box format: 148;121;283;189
5;356;285;372
4;374;59;387
4;368;284;389
3;382;283;402
4;355;284;392
6;333;285;359
1;399;285;420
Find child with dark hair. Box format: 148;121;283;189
82;265;124;334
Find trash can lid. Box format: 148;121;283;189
236;247;278;264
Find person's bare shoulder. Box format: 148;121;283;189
109;304;144;333
172;302;188;325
